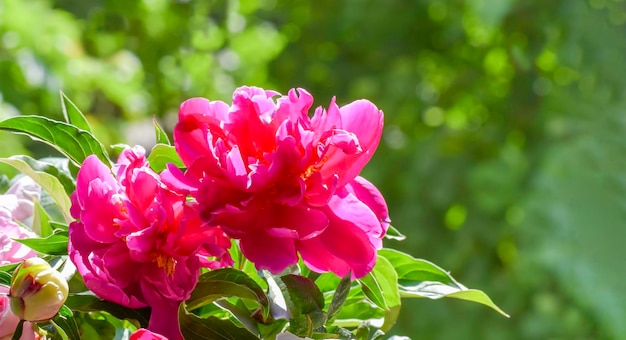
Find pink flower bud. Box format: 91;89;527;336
9;258;68;322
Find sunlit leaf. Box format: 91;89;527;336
147;144;184;173
60;91;92;133
153;118;170;145
32;199;53;237
0;115;109;167
14;230;68;255
379;248;509;317
0;157;72;222
384;225;406;241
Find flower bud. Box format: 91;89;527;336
9;258;69;322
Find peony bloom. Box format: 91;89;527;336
68;147;232;340
165;86;389;278
0;177;39;265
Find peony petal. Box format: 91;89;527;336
175;98;229;166
240;231;298;274
320;100;383;186
345;176;390;238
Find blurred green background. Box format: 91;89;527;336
1;0;625;338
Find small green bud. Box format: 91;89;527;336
8;258;69;322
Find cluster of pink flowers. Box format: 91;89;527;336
68;86;389;338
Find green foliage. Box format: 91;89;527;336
0;0;623;338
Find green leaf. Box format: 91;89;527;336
60;91;92;133
214;299;260;336
0;157;73;222
384;225;406;241
326;272;352;324
188;268;270;318
50;305;80;340
153;117;170;145
379;248;509;317
0;271;11;285
64;294;150;327
0;115;110;167
278;275;325;317
358;256;401;332
50;221;69;232
32;199;53;237
147;144;185;173
277;275;326;337
14;156;75;195
0;263;19;274
14;230;69;255
179;303;259;340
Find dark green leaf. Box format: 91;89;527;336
0;271;11;285
14;231;68;255
326;272;352;324
214;299;260;336
50;305;80;340
60;91;92;133
278;274;325;317
0;115;110;167
379;248;509;317
64;294;150;327
358;274;386;310
153;117;170;145
179;303;259;340
0;157;73;222
188;268;270;318
147;144;184;173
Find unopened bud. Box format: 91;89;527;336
9;258;68;322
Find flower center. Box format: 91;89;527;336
153;254;176;276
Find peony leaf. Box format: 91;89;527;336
384;225;406;241
357;256;401;332
13;230;68;255
64;294;150;327
0;157;72;223
178;303;258;340
32;199;53;237
147;144;185;173
0;115;110;167
379;248;509;317
153;118;170;145
60;91;92;133
50;305;80;340
189;268;270;316
326;272;352;324
0;271;11;285
277;275;325;317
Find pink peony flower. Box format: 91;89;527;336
68;147;232;340
0;177;39;265
164;86;389;278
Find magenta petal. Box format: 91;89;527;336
321;100;383;186
240;232;298;274
345;176;390;237
175;98;229;166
